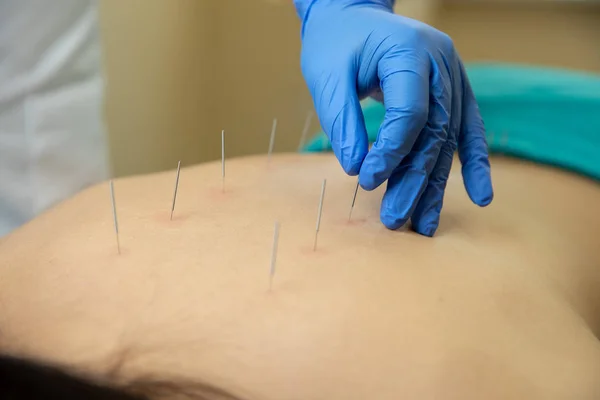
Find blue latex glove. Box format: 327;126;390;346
294;0;493;237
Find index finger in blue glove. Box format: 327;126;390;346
457;61;494;207
359;50;430;191
304;61;369;175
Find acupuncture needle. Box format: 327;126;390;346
221;130;225;192
314;179;327;251
267;118;277;165
109;180;120;254
269;221;281;291
298;111;313;151
170;160;181;220
348;178;360;221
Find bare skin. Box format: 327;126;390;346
1;153;599;400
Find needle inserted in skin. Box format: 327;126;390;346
269;221;281;291
267;118;277;164
349;178;360;221
170;161;181;220
109;180;120;254
221;130;225;192
314;179;327;251
298;111;313;151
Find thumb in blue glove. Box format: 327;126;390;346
295;0;493;237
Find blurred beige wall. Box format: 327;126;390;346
436;2;600;73
395;0;439;23
100;0;436;177
100;0;599;177
208;1;311;160
100;0;215;177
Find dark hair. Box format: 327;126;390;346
0;354;146;400
0;354;244;400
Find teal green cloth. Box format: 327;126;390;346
303;63;600;181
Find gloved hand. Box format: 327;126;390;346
294;0;493;237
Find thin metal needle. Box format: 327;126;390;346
109;180;120;254
269;221;281;291
314;179;327;251
349;178;360;221
298;111;313;151
221;130;225;192
170;161;181;220
267;118;277;164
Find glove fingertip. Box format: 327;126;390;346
462;162;494;207
340;144;368;176
411;199;442;237
344;165;360;176
328;104;369;177
358;152;391;191
380;212;409;231
412;222;438;237
475;189;494;207
358;172;378;191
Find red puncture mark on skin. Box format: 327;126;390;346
299;245;330;256
207;187;235;199
152;211;190;225
341;218;367;226
108;247;129;257
265;163;276;172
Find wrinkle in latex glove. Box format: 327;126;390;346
296;0;493;237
